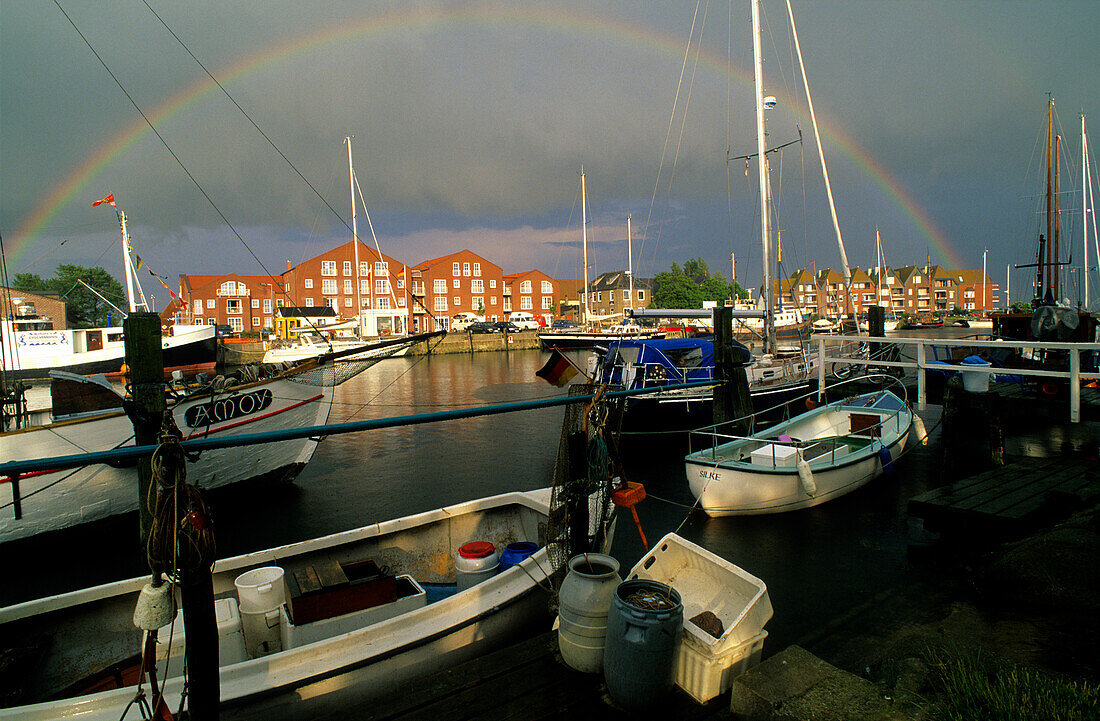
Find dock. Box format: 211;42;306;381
356;631;733;721
908;456;1100;539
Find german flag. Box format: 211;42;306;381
535;348;581;387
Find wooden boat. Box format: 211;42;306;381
684;389;914;516
262;331;411;364
0;489;556;720
0;332;439;544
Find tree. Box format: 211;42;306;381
700;276;733;302
682;257;711;284
49;264;126;328
12;273;49;292
652;271;703;308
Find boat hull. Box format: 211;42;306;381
0;490;554;720
684;391;913;516
0;371;332;544
538;330;664;350
0;325;217;381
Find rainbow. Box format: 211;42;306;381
11;4;966;271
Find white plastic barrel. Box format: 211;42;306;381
455;541;499;591
557;553;622;673
960;360;991;392
234;566;285;658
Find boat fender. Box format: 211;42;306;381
133;581;175;630
878;446;894;475
796;453;816;496
911;414;929;446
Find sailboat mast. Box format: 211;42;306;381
876;228;882;308
627;214;634;318
785;0;855;326
346;136;363;331
751;0;775;352
1046;98;1054;297
1055;134;1062;299
581;168;590;328
1084;113;1089;308
117;211;147;313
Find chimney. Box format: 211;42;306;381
286;259;292;271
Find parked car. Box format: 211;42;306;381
452;312;485;332
492;322;522;333
551;319;579;329
466;322;496;334
506;312;540;331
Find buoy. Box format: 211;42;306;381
878;446;894;475
132;582;174;631
805;397;818;411
796;453;816;495
911;414;929;446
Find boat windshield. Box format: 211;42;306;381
845;392;905;412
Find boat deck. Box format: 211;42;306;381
351;630;735;721
908;456;1100;539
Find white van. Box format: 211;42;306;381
452;312;484;331
507;312;539;331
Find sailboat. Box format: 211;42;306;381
537;170;665;350
859;229;901;332
0;207;216;382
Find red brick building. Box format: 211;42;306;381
1;287;67;330
411;250;504;332
503;269;566;325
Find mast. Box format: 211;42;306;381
346;136;363;332
627;214;634;318
1084;113;1090;308
581;168;590;327
1046;97;1054;298
117;211;147;313
750;0;775;352
876;228;882;308
786;0;856;327
1055;133;1062;299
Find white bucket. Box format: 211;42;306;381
960;361;991;393
455;541;499;591
234;567;285;658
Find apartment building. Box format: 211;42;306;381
411;250;504;332
582;271;653;321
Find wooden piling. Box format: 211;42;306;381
122;312;165;553
712;306;753;431
941;379;1005;481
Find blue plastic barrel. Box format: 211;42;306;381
603;579;683;711
499;541;538;570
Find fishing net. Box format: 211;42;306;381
545;383;626;575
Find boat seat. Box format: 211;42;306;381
849;413;881;438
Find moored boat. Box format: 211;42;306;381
684;388;915;516
0;489;556;720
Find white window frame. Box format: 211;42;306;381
433;279;448;294
343;261;352;276
322;279;337;295
251;298;260;308
542;281;553;294
344;279;353;295
434;296;448;312
304;278;314;289
452;262;460;277
321;261;337;276
473;263;481;277
471;279;484;293
520;280;532;294
228;317;244;332
226;299;242;314
463;262;471;277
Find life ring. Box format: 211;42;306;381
1040;381;1059;396
805;398;818;411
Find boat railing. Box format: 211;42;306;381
0;380;719;480
812;334;1100;423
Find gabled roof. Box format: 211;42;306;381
953;269;987;284
276;306;337;318
587;271;653;291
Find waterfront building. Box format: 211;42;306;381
951;269;999;312
410;250;504;332
176;273;286;334
0;287;67;330
582;271;653;322
503;270;575;325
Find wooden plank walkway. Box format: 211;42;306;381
908;456;1100;537
356;631;733;721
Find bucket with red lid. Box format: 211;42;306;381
455;541;500;591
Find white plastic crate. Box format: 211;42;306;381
628;533;773;703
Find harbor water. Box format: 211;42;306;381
0;331;1021;656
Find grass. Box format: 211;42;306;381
929;650;1099;721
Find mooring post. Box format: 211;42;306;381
868;305;885;360
712;307;752;431
123;312;165;553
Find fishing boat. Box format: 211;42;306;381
902;315;944;329
590;336;817;424
262;330;411;364
0;208;216;382
0;331;441;544
0;489;557;720
684;389;915;516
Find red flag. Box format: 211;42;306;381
92;193;116;207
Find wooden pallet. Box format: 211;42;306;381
908;456;1100;537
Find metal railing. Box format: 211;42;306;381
813;334;1100;423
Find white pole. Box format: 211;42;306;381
346;136;363;334
627;214;634;319
581;168;590;327
1083;114;1090;308
786;0;855;329
1006;264;1011;307
119;211;138;313
751;0;775;353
